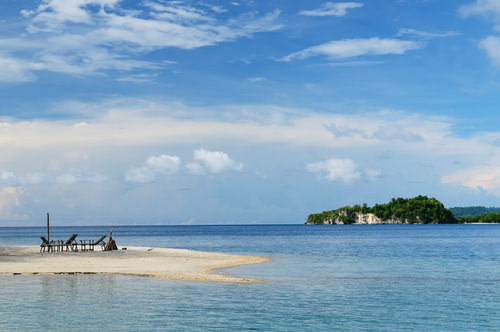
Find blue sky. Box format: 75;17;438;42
1;0;500;225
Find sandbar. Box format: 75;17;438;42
0;246;270;283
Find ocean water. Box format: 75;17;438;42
1;224;499;331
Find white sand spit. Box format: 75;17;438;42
0;246;270;283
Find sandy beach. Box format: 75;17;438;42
0;246;270;283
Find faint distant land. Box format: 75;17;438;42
448;206;500;217
451;207;500;224
305;196;457;225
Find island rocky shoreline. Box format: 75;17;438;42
307;211;419;225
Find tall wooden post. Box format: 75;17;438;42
47;212;50;244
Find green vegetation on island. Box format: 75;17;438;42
456;212;500;224
449;206;500;217
306;196;457;225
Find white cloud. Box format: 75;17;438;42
115;73;159;83
0;170;45;185
20;173;45;184
479;36;500;67
193;148;243;174
186;162;205;175
0;101;463;151
458;0;500;19
0;171;16;181
307;158;361;184
91;9;281;51
0;187;28;220
299;2;363;17
125;167;155;183
1;99;500;220
1;99;500;198
0;56;37;82
0;169;105;185
248;77;266;82
57;171;106;184
460;1;500;68
282;38;425;61
29;0;119;31
146;155;181;174
1;1;282;82
442;166;500;195
365;168;381;181
126;154;181;182
370;126;423;142
126;150;241;180
396;28;459;38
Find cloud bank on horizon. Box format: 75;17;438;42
0;0;499;225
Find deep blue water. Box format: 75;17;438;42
1;224;500;331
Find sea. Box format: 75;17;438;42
1;224;499;331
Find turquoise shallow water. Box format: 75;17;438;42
1;224;500;331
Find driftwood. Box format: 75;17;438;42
103;230;118;251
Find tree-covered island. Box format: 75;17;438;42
306;196;457;225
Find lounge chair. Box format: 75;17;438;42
40;236;51;252
63;234;78;252
94;235;107;251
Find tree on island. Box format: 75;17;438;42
449;206;500;217
456;212;500;224
306;196;457;225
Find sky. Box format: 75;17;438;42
1;0;500;226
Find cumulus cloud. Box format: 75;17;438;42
126;154;181;183
307;158;383;184
146;155;181;174
126;150;242;180
299;2;363;17
191;149;243;174
307;158;361;184
442;166;500;195
282;38;424;61
125;167;155;183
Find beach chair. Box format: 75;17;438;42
40;236;51;252
63;234;78;252
94;235;107;251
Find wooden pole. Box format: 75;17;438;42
47;212;50;244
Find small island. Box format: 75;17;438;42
306;196;500;225
306;196;457;225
